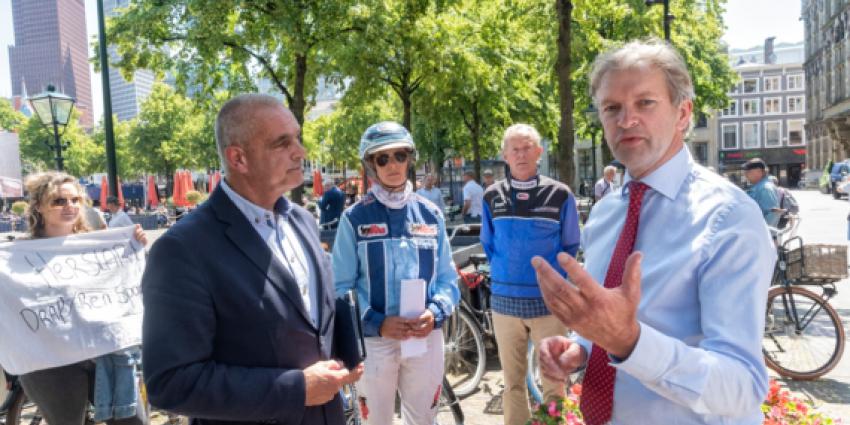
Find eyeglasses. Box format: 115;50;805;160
50;197;82;208
374;151;410;167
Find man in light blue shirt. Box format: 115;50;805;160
744;158;781;228
533;40;776;424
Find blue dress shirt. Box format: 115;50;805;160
578;147;776;424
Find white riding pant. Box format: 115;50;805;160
358;329;444;425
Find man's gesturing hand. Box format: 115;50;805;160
532;252;643;359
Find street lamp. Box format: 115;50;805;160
28;85;76;171
583;104;600;185
645;0;674;42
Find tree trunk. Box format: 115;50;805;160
556;0;575;187
471;103;482;183
290;54;309;204
401;89;417;188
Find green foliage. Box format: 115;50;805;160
17;110;103;177
91;116;140;178
0;99;24;131
185;190;203;205
11;201;27;217
129;83;217;177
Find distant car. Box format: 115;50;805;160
829;160;850;199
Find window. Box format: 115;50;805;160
722;123;738;149
693;142;708;164
787;119;805;146
694;112;708;128
764;97;782;114
787;74;804;90
764;76;781;91
742;99;759;115
787;96;805;113
742;122;760;148
764;121;782;147
722;100;738;117
743;78;759;93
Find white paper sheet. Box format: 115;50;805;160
400;278;427;358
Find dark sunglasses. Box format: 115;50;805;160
374;151;410;167
50;197;82;208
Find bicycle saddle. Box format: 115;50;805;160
469;253;488;267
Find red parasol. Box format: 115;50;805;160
99;175;108;211
147;175;159;209
312;169;324;197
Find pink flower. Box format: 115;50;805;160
548;401;560;418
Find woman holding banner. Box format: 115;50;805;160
17;171;149;425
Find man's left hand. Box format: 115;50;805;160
532;252;643;359
410;309;435;338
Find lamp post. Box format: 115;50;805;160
28;85;76;171
583;104;599;184
445;148;456;207
645;0;673;42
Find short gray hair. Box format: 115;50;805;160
501;124;541;152
215;94;285;174
589;39;694;107
603;165;617;175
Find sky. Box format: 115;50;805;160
0;0;806;122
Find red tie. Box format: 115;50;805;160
580;181;649;425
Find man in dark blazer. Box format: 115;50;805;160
141;94;361;425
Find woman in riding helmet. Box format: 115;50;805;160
332;122;459;425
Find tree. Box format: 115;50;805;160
0;100;24;131
335;1;453;134
17;111;102;177
129;84;214;190
107;0;358;202
91;116;139;178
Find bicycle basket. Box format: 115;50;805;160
786;244;848;283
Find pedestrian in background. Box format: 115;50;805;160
480;123;581;425
461;170;484;223
415;174;446;213
593;165;618;203
318;178;345;228
744;158;781;227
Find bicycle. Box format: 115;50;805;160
763;214;847;380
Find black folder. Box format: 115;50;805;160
334;290;366;370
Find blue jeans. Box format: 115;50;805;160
93;348;141;422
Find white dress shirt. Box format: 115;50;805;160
220;179;319;326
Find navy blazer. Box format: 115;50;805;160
141;186;343;425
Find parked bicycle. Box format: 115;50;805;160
763;214;847;380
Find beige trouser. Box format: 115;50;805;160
493;312;568;425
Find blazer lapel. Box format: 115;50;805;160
210;188;314;327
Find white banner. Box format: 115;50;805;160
0;227;145;374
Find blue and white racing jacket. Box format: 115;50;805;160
332;192;460;338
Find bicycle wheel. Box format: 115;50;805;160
763;285;845;380
5;388;42;425
340;383;361;425
526;341;544;405
443;308;486;397
435;377;464;425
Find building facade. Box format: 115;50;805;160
104;0;155;121
717;44;808;187
802;0;850;172
7;0;93;128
